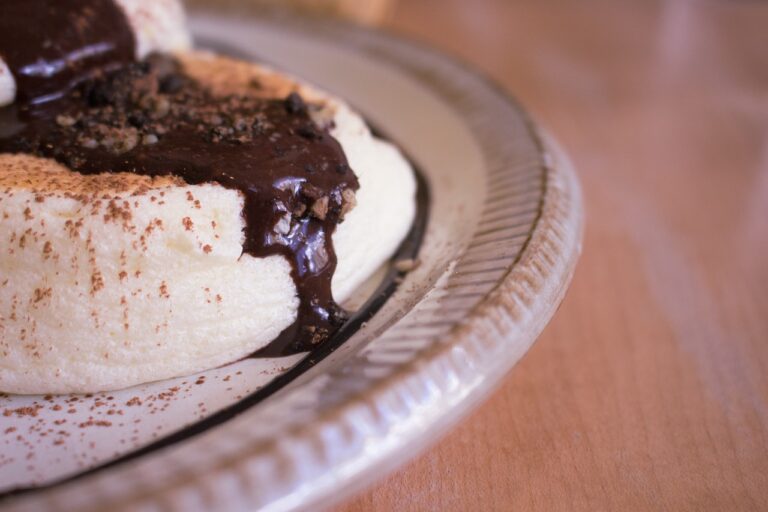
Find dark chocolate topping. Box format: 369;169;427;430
0;1;359;354
0;0;136;108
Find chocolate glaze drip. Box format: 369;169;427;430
0;1;359;354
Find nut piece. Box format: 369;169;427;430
310;196;329;220
340;188;357;220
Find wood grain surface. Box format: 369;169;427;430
337;0;768;510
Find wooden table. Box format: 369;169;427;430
338;0;768;509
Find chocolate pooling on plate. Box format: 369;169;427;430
0;0;359;354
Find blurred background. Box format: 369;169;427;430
186;0;395;25
188;0;768;510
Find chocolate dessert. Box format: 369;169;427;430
0;0;416;393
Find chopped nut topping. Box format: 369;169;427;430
310;196;329;220
340;188;357;219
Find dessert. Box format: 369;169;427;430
0;0;416;394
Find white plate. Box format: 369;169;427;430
0;12;583;512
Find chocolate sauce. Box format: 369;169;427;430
0;0;358;354
0;0;135;109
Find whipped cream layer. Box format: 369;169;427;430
0;55;416;394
